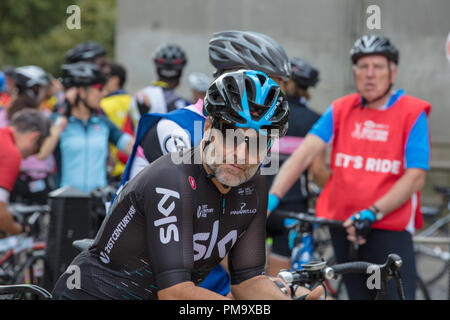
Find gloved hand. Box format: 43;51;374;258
267;193;280;215
350;209;376;240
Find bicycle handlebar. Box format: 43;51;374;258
326;261;374;277
277;254;405;300
274;209;344;228
0;284;52;300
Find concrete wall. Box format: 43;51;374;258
116;0;450;204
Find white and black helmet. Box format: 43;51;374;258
13;65;50;95
188;72;211;92
209;30;291;80
350;35;399;65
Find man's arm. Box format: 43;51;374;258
373;168;426;217
231;275;290;300
231;275;324;300
270;134;327;200
158;281;231;300
309;149;330;188
372;110;431;213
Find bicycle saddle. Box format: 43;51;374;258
72;238;94;252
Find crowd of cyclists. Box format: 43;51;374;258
0;29;432;300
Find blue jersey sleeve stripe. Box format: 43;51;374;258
405;111;430;170
308;105;334;144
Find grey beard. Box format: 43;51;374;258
208;163;259;187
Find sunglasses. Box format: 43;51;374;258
214;121;274;154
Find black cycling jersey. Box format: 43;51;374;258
52;147;268;300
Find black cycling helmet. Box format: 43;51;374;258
208;30;291;80
153;44;187;79
350;35;399;65
60;62;106;88
290;58;319;89
13;65;50;95
65;41;107;63
204;69;289;137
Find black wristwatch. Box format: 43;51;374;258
369;205;384;221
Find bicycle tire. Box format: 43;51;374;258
424;261;449;287
415;244;449;286
414;217;449;288
416;275;431;300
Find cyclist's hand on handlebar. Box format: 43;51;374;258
294;285;324;300
268;276;292;296
343;209;376;245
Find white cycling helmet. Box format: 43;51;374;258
188;72;211;92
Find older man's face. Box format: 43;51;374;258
353;55;397;102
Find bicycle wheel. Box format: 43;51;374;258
414;215;450;294
414;225;450;299
415;275;431;300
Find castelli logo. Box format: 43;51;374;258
189;176;196;190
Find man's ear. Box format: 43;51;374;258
203;117;212;132
28;130;41;147
390;62;398;84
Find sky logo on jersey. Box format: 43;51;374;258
154;187;180;244
193;220;237;261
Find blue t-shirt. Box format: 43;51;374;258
309;89;430;170
54;114;132;193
